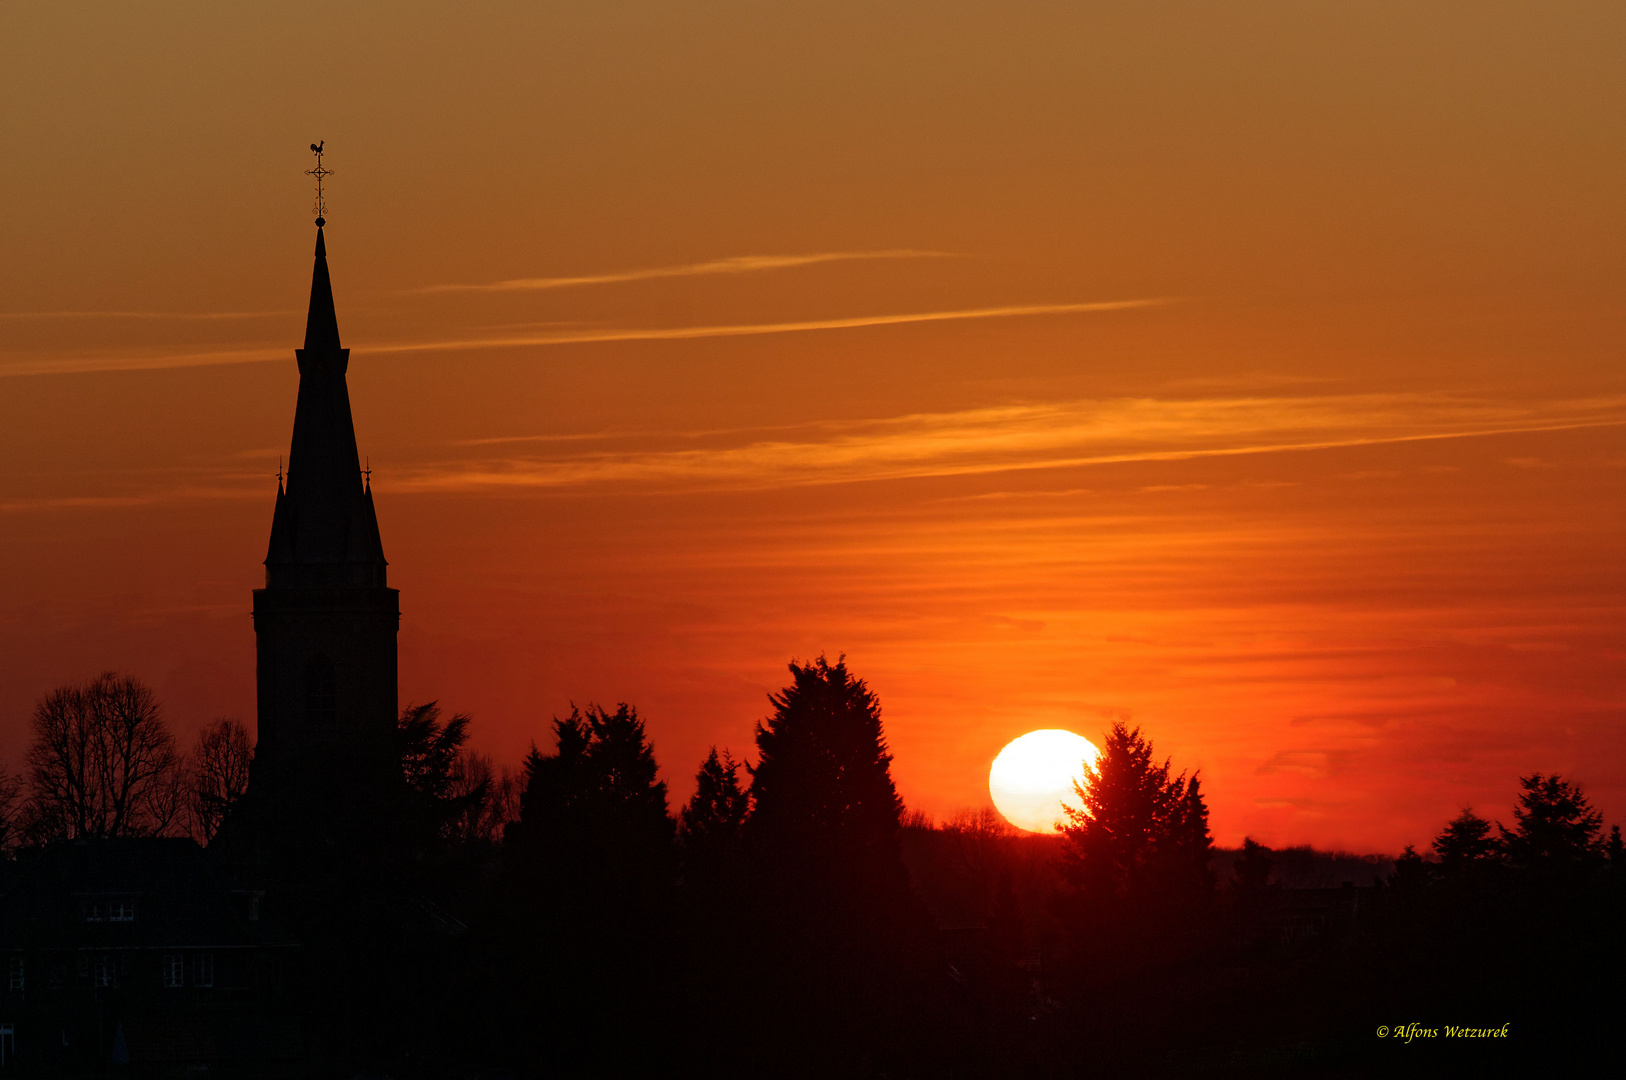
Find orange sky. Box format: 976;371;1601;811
2;2;1623;852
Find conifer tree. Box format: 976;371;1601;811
680;747;749;858
397;702;484;850
1233;837;1274;892
495;704;676;1073
1056;722;1213;980
1500;773;1605;877
1389;844;1433;890
1060;721;1213;905
1229;837;1276;944
748;654;903;863
743;656;929;1072
1432;806;1501;876
508;703;675;885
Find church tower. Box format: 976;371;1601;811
251;220;399;796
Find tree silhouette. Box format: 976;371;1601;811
672;745;754;1061
1055;721;1213;988
749;655;903;858
0;761;21;852
1434;807;1498;863
746;654;919;937
508;703;674;866
1432;806;1501;885
494;704;677;1070
743;655;930;1074
398;701;486;848
1229;837;1276;945
442;751;518;849
187;717;253;844
1233;837;1274;891
1061;721;1213;906
680;746;750;864
23;673;185;841
1500;773;1605;878
1389;843;1433;890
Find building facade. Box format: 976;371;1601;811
0;839;299;1074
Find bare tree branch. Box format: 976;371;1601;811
188;718;254;843
23;673;183;841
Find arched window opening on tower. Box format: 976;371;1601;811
305;654;337;725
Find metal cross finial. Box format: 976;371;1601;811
363;456;371;490
305;141;333;226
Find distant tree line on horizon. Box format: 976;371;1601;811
0;661;1620;1075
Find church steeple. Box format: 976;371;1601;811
263;224;387;589
252;181;400;796
303;226;342;352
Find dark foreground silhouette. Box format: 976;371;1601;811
1;661;1621;1077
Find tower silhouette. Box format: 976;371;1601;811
251;223;398;798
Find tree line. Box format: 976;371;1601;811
0;673;254;848
2;661;1620;1075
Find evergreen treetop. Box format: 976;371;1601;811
1061;721;1212;903
747;654;903;858
680;746;750;850
1431;806;1500;870
1500;772;1605;875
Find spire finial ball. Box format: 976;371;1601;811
315;217;325;228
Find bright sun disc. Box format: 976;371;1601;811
988;729;1100;833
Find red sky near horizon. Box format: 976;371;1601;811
2;2;1623;853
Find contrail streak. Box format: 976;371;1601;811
367;300;1166;355
412;250;955;293
0;310;292;320
0;299;1160;377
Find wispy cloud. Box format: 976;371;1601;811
0;346;286;378
367;300;1164;356
413;250;954;293
1;299;1158;378
0;485;264;514
0;310;292;320
396;393;1626;494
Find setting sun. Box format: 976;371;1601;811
988;729;1100;834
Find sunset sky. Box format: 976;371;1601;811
2;2;1622;852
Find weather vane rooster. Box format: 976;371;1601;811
305;141;332;226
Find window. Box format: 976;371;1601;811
162;954;184;989
7;957;22;991
93;956;116;989
305;654;337;724
82;895;136;922
193;953;214;989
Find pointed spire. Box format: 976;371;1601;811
267;222;387;589
303;226;342;353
